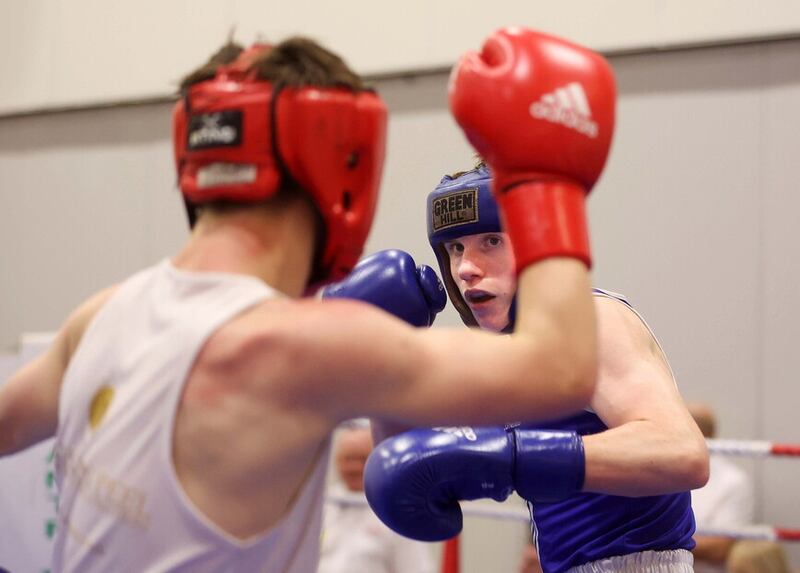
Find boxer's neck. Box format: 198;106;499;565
173;204;314;298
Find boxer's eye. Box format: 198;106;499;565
484;234;503;248
445;242;464;255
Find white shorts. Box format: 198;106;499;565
566;549;694;573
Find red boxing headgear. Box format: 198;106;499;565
172;45;388;284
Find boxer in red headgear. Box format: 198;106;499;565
1;31;606;573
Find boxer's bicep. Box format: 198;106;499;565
319;310;589;427
582;297;708;494
591;297;688;431
287;301;477;424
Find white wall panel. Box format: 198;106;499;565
2;1;800;114
48;0;235;108
656;0;800;45
0;0;57;111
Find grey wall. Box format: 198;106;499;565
1;38;799;570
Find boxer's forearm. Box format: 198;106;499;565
515;259;597;405
581;420;708;496
0;354;61;456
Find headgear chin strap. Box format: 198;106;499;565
427;164;516;330
172;44;388;285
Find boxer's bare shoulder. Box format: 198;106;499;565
63;286;120;358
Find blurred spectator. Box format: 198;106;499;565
519;540;543;573
688;402;756;573
728;540;791;573
318;424;435;573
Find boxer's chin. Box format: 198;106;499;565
471;303;507;333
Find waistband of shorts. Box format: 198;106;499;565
565;549;694;573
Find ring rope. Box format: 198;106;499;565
707;439;800;458
326;494;800;542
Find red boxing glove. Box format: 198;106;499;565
449;27;616;270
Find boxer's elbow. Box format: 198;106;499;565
682;437;710;490
665;432;709;491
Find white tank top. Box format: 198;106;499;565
53;259;330;573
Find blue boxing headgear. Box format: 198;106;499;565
427;164;516;329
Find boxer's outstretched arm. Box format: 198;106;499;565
0;288;114;456
414;257;597;425
316;249;593;437
288;257;595;428
581;296;709;495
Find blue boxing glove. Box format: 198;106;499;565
363;426;584;541
322;249;446;327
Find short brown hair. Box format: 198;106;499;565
448;157;487;180
179;37;365;92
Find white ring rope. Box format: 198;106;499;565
325;494;800;541
326;494;800;542
706;439;800;458
335;437;800;542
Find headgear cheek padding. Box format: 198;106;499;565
276;88;387;281
172;46;388;284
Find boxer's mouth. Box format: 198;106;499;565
464;289;495;305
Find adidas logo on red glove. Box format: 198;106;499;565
530;82;599;139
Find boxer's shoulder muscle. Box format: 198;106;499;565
36;284;119;394
594;296;663;371
63;285;120;359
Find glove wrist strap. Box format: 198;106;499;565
497;180;591;272
512;429;585;502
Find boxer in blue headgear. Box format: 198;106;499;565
365;162;712;573
427;163;516;332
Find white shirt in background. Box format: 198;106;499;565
318;483;436;573
692;456;755;573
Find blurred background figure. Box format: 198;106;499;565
727;540;791;573
318;422;436;573
688;402;760;573
518;540;542;573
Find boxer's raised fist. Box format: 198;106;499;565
449;27;616;270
